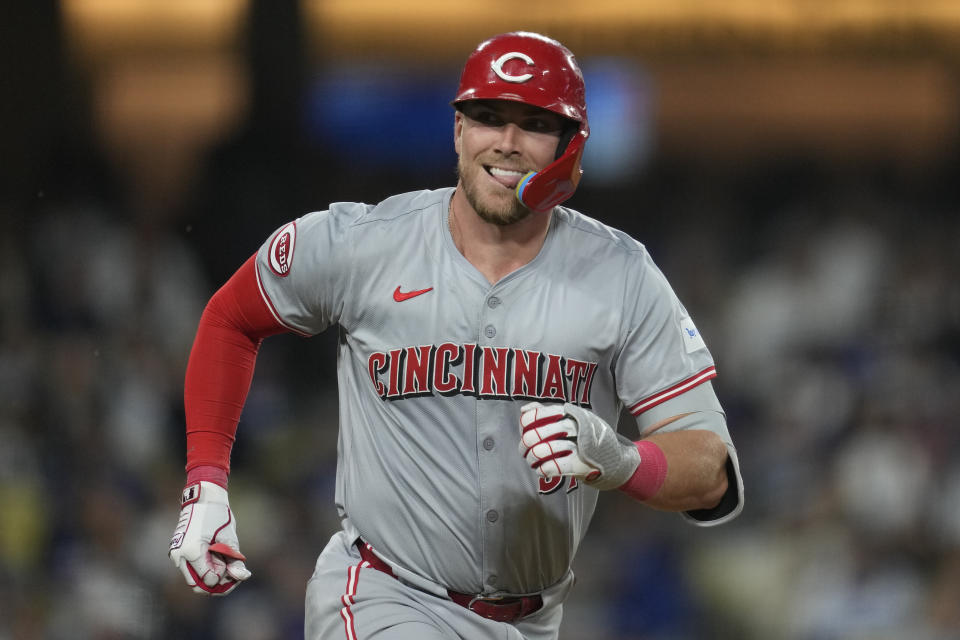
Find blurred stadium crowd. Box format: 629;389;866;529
3;4;960;640
4;152;960;640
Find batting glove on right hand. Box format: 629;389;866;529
520;402;641;491
168;481;251;595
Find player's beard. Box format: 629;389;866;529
456;155;531;226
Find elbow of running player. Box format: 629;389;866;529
690;431;729;510
698;467;729;510
647;429;729;512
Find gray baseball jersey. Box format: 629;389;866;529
255;187;741;598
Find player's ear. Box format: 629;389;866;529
453;111;464;154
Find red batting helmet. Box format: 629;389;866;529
453;31;589;212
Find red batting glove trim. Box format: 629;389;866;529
618;440;668;501
185;561;240;595
209;542;246;562
186;464;230;489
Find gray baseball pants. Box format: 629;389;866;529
304;530;563;640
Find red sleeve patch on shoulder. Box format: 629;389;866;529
268;221;296;276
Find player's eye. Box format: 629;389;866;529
472;110;504;127
520;117;565;136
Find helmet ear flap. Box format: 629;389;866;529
554;122;578;162
516;130;587;213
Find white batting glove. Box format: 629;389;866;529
168;481;251;595
519;402;641;491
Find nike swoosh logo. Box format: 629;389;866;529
393;286;434;302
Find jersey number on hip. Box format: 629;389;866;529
538;476;580;495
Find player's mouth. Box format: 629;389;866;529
484;165;527;189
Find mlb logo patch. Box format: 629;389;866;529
680;317;707;354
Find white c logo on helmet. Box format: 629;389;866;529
491;52;535;83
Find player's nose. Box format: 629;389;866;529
494;122;523;155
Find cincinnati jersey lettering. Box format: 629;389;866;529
368;343;598;407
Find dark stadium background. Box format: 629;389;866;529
2;2;959;638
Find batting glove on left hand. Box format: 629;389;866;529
519;402;641;491
168;481;251;595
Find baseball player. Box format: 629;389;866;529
169;31;744;640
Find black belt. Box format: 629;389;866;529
355;540;543;623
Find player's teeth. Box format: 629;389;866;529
490;168;524;178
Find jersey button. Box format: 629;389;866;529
486;509;499;523
484;325;496;338
483;437;495;451
487;574;498;587
487;296;501;308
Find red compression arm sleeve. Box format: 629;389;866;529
184;254;288;476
